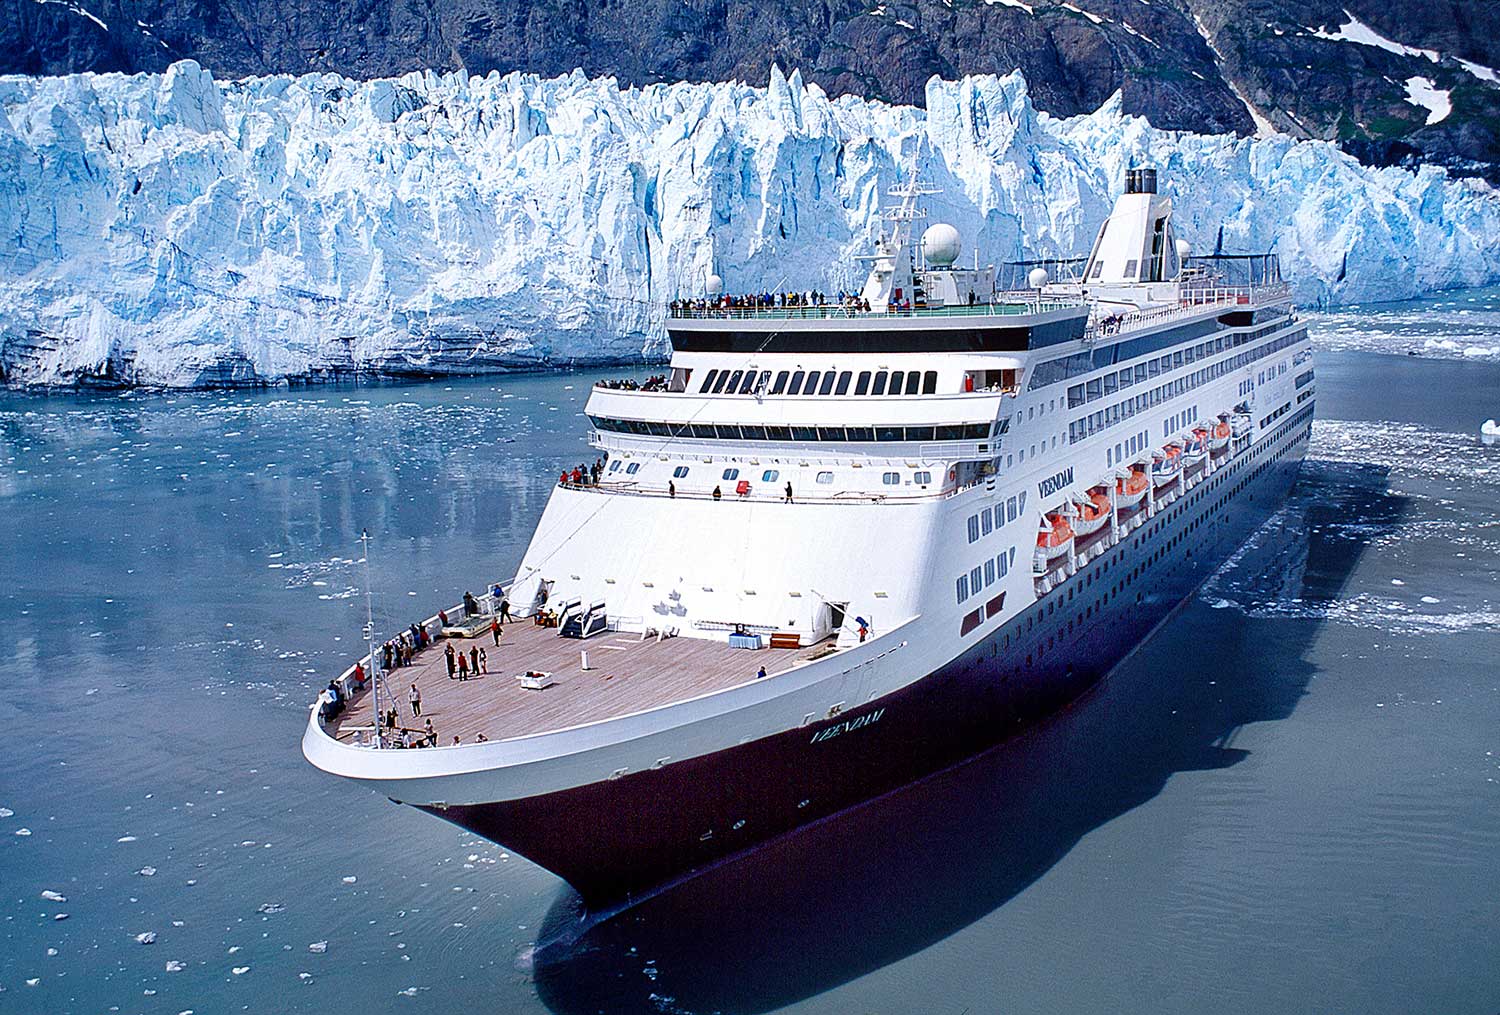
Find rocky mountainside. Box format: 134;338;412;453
5;0;1499;176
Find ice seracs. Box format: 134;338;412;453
1;63;1499;388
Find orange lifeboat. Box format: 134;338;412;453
1208;419;1232;451
1035;512;1075;562
1151;445;1183;486
1071;489;1113;537
1115;466;1149;509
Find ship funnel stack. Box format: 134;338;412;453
1081;166;1181;297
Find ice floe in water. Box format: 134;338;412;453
308;940;328;953
40;890;66;902
136;931;157;945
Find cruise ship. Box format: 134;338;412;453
303;168;1315;905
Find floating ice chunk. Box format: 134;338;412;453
1390;579;1405;586
118;835;138;842
136;932;157;944
308;940;328;953
26;978;39;987
138;866;158;876
300;972;313;980
397;987;419;996
0;807;13;817
341;875;357;884
54;913;68;920
166;960;186;972
1420;596;1441;604
232;965;250;975
228;945;241;954
257;902;285;914
40;890;66;902
16;827;32;835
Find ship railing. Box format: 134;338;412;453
1086;284;1291;342
668;299;1083;321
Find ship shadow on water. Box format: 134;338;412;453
529;460;1401;1015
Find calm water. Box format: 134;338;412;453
2;297;1498;1015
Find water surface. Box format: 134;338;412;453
2;298;1497;1014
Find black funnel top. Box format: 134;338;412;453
1125;167;1158;195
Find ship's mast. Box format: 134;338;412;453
361;529;381;749
858;173;939;310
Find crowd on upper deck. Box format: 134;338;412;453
596;373;668;391
671;291;873;317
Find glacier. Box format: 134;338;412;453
2;60;1499;388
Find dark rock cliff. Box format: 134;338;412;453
5;0;1498;174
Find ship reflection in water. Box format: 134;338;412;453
530;460;1399;1015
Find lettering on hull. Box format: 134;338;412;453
1038;467;1074;498
809;708;886;745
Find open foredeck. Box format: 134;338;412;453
326;620;823;747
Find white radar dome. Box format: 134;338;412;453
921;223;962;267
1028;267;1050;289
1176;239;1192;260
706;273;723;296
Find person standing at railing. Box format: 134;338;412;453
408;683;422;717
784;481;793;503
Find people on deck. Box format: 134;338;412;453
784;482;793;503
499;597;511;624
712;485;722;501
408;683;422;717
424;719;437;747
469;645;479;675
445;643;457;679
478;647;488;673
491;617;501;644
463;591;478;617
457;653;469;680
756;666;767;680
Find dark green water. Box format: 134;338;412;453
2;303;1498;1014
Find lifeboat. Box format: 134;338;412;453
1231;413;1253;438
1035;512;1075;565
1071;489;1113;538
1182;431;1207;464
1208;418;1232;451
1115;466;1149;509
1151;445;1183;485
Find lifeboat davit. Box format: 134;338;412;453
1035;512;1075;562
1208;419;1232;451
1071;490;1113;538
1151;445;1183;486
1115;466;1149;509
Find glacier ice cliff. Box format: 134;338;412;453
2;61;1499;388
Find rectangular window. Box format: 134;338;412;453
970;566;983;591
739;372;758;394
922;371;938;394
888;371;904;395
967;516;980;543
845;426;875;442
788;370;805;395
1067;384;1086;408
882;471;900;485
819;372;837;396
770;370;789;395
872;371;888;395
855;371;871;395
791;426;817;441
803;371;821;395
997;552;1008;577
957;575;969;603
816;426;847;441
981;509;993;535
984;559;996;585
762;469;779;482
700;369;719;393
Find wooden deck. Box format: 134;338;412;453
328;620;821;746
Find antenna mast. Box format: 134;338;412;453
361;529;381;749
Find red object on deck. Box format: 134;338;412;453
735;480;751;496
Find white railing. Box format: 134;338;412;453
1085;284;1290;343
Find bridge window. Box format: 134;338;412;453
923;370;938;394
771;370;789;395
819;372;837;395
817;426;847;441
872;371;888;395
725;370;743;393
835;371;852;395
803;371;821;396
791;426;817;441
700;369;719;393
739;371;759;394
846;426;875;441
855;371;871;395
888;371;904;395
788;370;805;394
906;372;922;395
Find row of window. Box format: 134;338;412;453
1028;311;1290;392
698;367;940;397
1106;431;1151;467
1294;369;1314;389
589;416;995;443
956;547;1017;604
1066;330;1303;446
1163;406;1199;438
619;462;936;488
1259;399;1293;430
966;492;1029;543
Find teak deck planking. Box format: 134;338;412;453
329;620;813;746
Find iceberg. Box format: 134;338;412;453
1;61;1498;388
